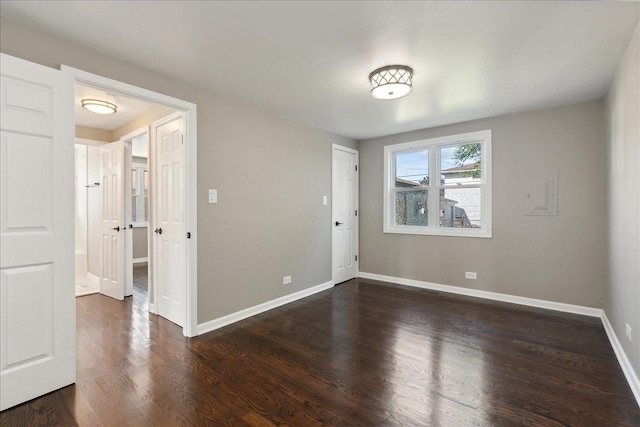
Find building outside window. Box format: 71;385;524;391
383;130;492;238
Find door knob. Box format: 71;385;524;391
112;226;120;231
154;227;163;234
335;221;343;226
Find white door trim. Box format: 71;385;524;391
61;66;198;337
331;143;359;284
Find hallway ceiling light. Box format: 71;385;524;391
81;99;117;114
369;65;413;100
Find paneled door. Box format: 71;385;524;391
332;145;359;284
99;140;125;300
0;53;75;410
153;113;186;327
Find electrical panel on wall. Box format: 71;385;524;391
523;167;558;216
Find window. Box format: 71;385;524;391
131;163;149;224
383;130;491;238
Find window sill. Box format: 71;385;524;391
383;226;492;239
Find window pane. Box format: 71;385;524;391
132;196;137;222
144;196;149;222
440;143;481;184
143;170;149;196
395;190;428;226
395;150;429;187
131;169;138;195
439;188;481;228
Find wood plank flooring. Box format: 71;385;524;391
1;275;638;426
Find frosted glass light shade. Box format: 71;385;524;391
369;65;413;100
81;99;117;114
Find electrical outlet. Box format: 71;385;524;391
465;271;477;280
626;323;632;342
283;276;292;285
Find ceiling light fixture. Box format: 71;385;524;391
81;99;117;114
369;65;413;100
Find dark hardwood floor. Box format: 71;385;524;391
1;275;638;426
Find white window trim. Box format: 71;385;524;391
383;129;492;238
131;162;148;227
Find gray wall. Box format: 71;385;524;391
76;125;112;142
0;18;356;324
604;23;639;378
132;227;148;260
359;100;605;308
111;106;176;141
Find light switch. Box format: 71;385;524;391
208;189;217;204
322;195;328;206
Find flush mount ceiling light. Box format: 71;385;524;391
81;99;117;114
369;65;413;100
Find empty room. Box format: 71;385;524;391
0;1;638;426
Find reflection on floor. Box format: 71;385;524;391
2;277;639;426
132;263;149;311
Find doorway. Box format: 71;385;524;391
66;66;198;337
73;84;170;305
74;138;101;296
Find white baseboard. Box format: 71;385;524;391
601;311;640;406
358;272;602;317
197;280;334;336
359;271;640;407
133;257;148;264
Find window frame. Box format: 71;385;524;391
383;130;492;238
131;161;149;227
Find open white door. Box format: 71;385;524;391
0;54;75;410
99;140;125;300
332;144;359;285
121;128;147;298
153;113;186;327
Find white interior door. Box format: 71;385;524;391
153;114;186;327
0;53;75;410
122;129;146;298
332;145;359;284
99;140;125;300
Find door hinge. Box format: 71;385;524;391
355;165;358;171
355;210;358;216
355;255;358;261
186;232;191;239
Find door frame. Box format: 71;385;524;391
331;143;359;284
61;66;198;337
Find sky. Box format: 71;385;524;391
395;144;479;183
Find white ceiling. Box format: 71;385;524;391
75;83;160;130
2;1;639;140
